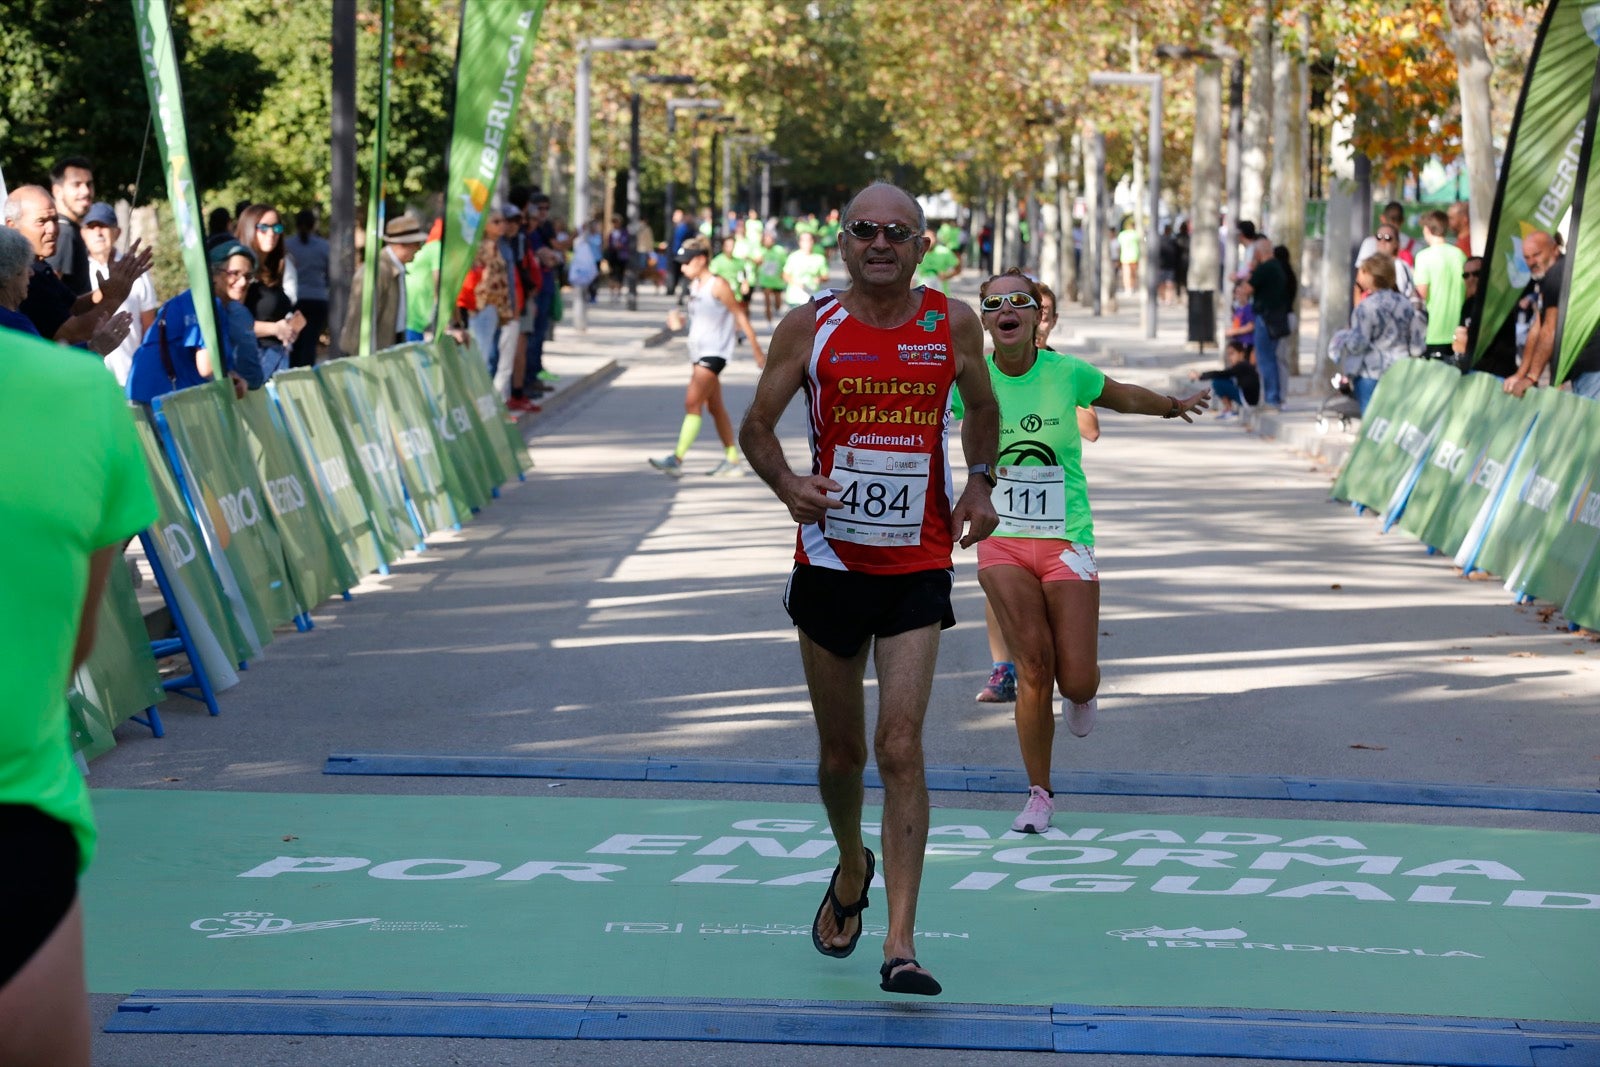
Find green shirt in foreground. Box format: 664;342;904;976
988;348;1106;545
1;335;158;871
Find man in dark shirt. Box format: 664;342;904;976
1239;236;1290;408
45;157;95;298
4;185;149;345
1506;232;1561;398
1456;257;1518;378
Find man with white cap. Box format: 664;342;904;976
81;203;158;385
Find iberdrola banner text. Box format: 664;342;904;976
132;0;222;361
438;0;545;316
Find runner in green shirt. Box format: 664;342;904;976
754;231;787;323
975;268;1207;835
2;333;158;1063
817;208;842;264
780;231;828;307
915;229;961;294
936;220;965;263
709;236;751;303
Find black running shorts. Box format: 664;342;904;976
783;563;955;658
0;804;79;987
694;355;728;375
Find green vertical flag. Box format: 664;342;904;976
438;0;545;314
1472;0;1600;377
132;0;221;361
358;0;396;357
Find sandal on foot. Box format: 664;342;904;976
811;847;874;958
879;957;942;996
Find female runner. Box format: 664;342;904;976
976;268;1207;832
649;238;765;477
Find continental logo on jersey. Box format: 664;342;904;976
898;341;948;365
838;377;939;396
848;432;923;448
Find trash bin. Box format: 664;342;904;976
1187;290;1215;347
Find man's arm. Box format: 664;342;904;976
947;301;998;548
1507;306;1558;396
739;310;841;525
1096;375;1210;421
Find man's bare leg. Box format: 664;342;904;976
798;632;870;952
871;621;940;984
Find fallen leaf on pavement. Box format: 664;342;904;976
1330;583;1343;590
1508;651;1540;658
1350;743;1387;750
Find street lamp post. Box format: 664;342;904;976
621;74;692;310
574;37;656;333
665;97;721;252
1089;71;1162;340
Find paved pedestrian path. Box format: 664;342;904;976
88;273;1599;1066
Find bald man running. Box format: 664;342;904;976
740;182;999;996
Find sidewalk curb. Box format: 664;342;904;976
521;359;622;430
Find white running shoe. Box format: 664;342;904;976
649;454;685;478
1011;785;1054;833
1066;697;1097;738
706;458;746;477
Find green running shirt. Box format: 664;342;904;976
988;348;1106;545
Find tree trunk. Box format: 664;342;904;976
1040;130;1062;295
1269;10;1307;375
1058;132;1077;303
1318;96;1356;399
1085;125;1106;316
1004;187;1021;271
1447;0;1495;254
1222;57;1244;306
1189;50;1224;347
1240;11;1273;233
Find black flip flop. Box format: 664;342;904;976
811;846;874;958
879;957;942;996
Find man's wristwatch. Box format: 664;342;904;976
969;463;997;489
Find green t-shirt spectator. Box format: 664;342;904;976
1;334;159;872
756;246;786;289
710;252;747;293
1413;242;1468;346
404;239;442;334
936;222;964;252
818;219;841;248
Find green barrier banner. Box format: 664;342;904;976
400;343;489;514
315;360;419;557
235;390;359;610
419;338;499;504
69;557;164;759
1513;391;1600;605
156;383;298;645
1331;359;1462;511
1472;0;1600;379
67;691;117;762
1564;544;1600;631
370;348;460;536
439;0;546;319
269;371;391;578
451;331;531;473
438;335;518;483
132;409;250;679
1396;373;1541;555
133;0;221;363
1469;387;1588;588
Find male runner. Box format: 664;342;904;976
739;182;999;997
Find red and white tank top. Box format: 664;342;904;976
795;287;957;574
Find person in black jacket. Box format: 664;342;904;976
1191;342;1260;420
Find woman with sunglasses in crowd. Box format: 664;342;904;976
975;268;1207;834
235;204;305;380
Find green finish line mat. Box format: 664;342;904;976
85;790;1600;1026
